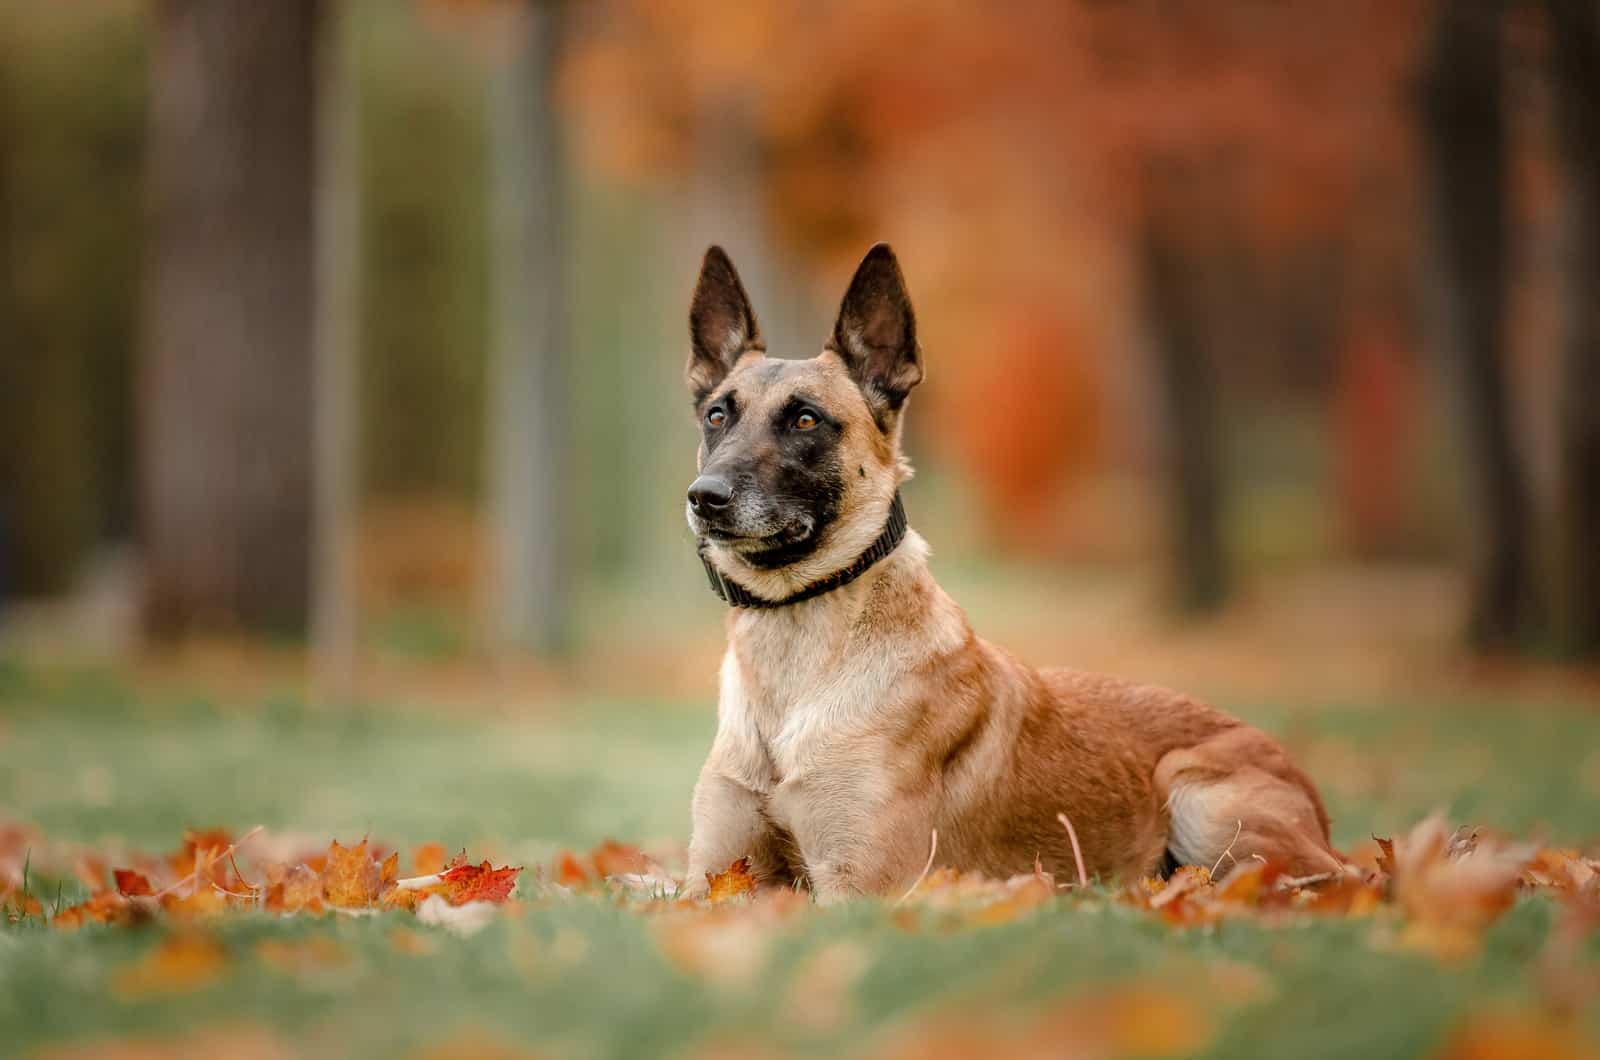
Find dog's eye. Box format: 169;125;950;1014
793;410;819;431
705;407;726;429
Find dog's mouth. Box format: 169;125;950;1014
697;520;819;569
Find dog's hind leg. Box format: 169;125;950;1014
1154;726;1347;879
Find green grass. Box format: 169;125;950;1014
1;663;1597;1059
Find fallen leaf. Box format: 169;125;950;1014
1375;835;1397;879
263;863;324;915
161;886;229;919
439;860;522;905
53;889;137;931
114;869;155;897
170;828;234;888
1391;815;1529;960
705;857;757;903
322;838;382;908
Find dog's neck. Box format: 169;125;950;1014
720;529;972;755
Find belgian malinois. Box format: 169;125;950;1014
681;243;1345;900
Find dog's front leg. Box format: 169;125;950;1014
684;766;787;897
776;772;935;904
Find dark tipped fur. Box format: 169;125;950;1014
826;242;924;428
688;246;763;407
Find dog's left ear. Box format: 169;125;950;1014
828;243;924;422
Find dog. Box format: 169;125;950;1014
681;242;1345;901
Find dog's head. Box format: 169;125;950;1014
684;243;923;592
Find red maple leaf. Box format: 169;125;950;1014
114;869;155;897
438;860;521;904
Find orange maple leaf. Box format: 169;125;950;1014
706;857;757;903
114;868;155;897
322;838;382;908
53;889;138;931
262;863;325;915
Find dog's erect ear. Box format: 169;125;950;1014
828;243;924;422
687;246;762;406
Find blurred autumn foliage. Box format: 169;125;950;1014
562;0;1430;573
2;0;1598;662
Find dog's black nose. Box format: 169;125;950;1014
687;475;734;513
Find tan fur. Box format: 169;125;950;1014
683;264;1344;902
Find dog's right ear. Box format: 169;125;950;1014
687;246;762;406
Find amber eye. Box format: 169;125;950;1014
705;407;726;429
794;410;819;431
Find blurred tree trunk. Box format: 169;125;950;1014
0;27;13;606
141;0;320;635
312;0;361;696
1419;0;1539;651
486;0;569;657
1139;185;1227;614
1547;0;1600;657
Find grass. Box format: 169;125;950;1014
1;662;1597;1059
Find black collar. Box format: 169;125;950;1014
699;493;908;609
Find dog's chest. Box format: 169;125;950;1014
717;623;900;787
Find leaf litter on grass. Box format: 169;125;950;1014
5;816;1600;1058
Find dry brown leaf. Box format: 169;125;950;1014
322;838;383;908
53;889;137;931
1375;835;1398;879
262;863;325;915
1391;815;1530;960
161;886;229;920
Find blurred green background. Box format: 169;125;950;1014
2;0;1597;685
